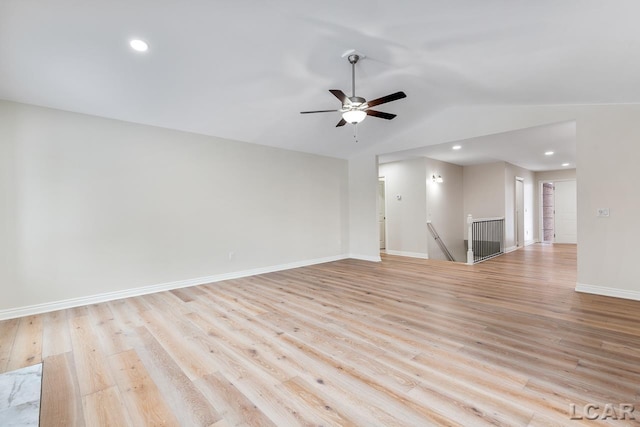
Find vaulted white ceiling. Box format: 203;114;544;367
1;1;638;161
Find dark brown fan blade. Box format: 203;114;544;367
329;90;350;104
366;91;406;108
366;110;397;120
336;118;347;127
300;109;339;114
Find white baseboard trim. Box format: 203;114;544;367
384;250;428;259
0;254;350;321
504;245;518;253
525;240;536;247
348;253;382;262
575;283;640;302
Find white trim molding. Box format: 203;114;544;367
0;254;350;321
348;253;382;262
384;250;428;259
504;245;518;253
576;283;640;302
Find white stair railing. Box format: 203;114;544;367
466;214;505;264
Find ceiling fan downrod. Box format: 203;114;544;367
348;54;359;98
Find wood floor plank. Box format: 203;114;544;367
68;315;115;397
82;386;132;427
109;349;181;427
184;315;324;426
107;298;146;330
195;371;277;427
281;332;470;426
6;314;43;371
187;308;423;426
141;308;218;380
133;326;221;426
40;352;85;427
278;376;362;426
0;318;19;373
3;244;640;426
42;310;72;358
87;302;132;356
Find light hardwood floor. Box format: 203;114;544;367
2;244;640;426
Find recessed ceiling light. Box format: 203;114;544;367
562;163;570;167
545;151;554;156
452;145;462;150
129;39;148;52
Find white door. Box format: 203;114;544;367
515;178;524;247
378;180;386;249
554;180;577;244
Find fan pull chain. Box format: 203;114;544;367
353;123;358;143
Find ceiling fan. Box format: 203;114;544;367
300;53;407;127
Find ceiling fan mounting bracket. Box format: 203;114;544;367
341;49;366;62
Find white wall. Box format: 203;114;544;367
463;162;506;222
425;158;464;261
0;100;349;313
378;158;428;258
575;108;640;296
504;163;535;247
536;169;577;183
351;103;640;300
348;154;380;261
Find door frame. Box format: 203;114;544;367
538;178;576;244
377;177;387;251
515;176;525;247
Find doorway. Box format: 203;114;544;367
554;180;577;244
542;183;555;242
539;179;577;244
378;179;386;250
515;177;524;247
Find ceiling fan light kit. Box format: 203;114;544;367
342;109;366;124
300;51;406;130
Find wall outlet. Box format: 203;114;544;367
228;251;235;260
597;208;610;217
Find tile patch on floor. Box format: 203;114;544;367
0;363;42;426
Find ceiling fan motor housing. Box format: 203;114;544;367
348;96;366;107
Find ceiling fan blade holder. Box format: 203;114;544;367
336;118;347;127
